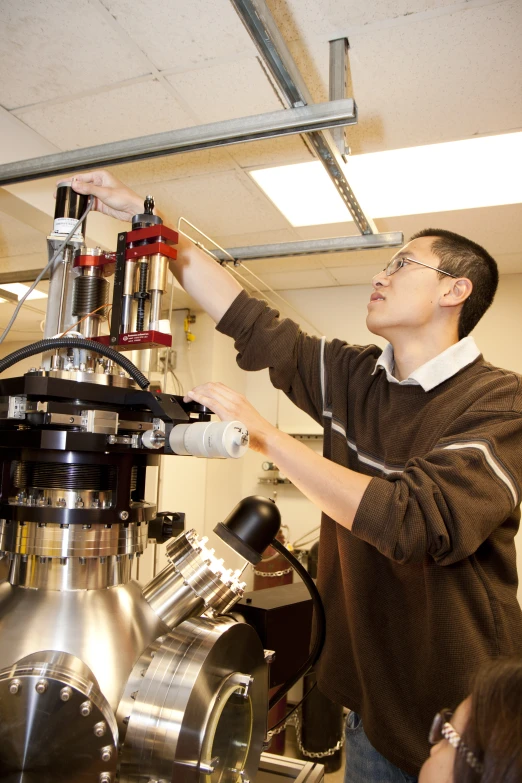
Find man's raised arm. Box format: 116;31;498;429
70;169;242;323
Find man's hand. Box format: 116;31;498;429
57;170;143;222
184;382;276;453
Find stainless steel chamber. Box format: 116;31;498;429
0;190;267;783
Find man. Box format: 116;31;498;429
69;170;522;781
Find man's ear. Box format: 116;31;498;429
439;277;473;308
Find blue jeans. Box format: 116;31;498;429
344;711;418;783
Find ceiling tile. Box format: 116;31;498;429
99;0;254;72
0;0;149;110
146;171;290;236
166;58;282;123
12;80;196;150
230;135;314;169
279;0;522;153
112;148;236;188
0;213;47;258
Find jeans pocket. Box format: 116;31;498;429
345;710;363;733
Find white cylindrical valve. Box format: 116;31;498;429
169;420;249;459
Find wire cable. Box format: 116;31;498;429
0;337;150;389
0;196;95;345
268;538;326;711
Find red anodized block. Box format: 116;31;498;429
95;331;172;351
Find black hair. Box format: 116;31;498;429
409;228;498;339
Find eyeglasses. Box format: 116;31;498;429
429;709;484;775
384;256;458;278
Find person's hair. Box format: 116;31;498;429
409;228;498;339
454;658;522;783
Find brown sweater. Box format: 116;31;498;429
218;290;522;775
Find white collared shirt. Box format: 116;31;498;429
372;336;481;392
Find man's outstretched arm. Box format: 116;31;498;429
69;170;242;323
184;381;371;530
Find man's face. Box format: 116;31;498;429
366;236;452;340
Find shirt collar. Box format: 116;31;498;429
372;336;481;392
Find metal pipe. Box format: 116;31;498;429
0;100;357;186
230;0;377;235
214;232;404;261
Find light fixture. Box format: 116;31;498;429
250;132;522;226
0;284;47;303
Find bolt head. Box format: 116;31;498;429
80;700;92;717
94;721;107;737
119;510;129;521
35;679;48;694
100;746;112;762
9;679;21;695
99;775;112;783
60;686;73;702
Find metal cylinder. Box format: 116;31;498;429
122;260;137;332
54;184;88;237
142;561;205;627
148;253;168;293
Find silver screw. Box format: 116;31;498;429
93;721;107;738
80;700;92;717
100;775;112;783
60;686;73;702
35;679;48;694
119;510;129;521
107;435;117;445
9;679;21;695
100;746;112;762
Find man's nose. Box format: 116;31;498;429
372;270;388;288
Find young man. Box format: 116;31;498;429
70;170;522;781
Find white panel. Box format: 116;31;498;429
12;80;196;149
0;0;149;109
167;58;281;123
146;171;290;236
99;0;255;72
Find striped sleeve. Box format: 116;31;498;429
217;290;354;425
351;412;522;566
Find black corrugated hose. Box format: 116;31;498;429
268;537;326;711
0;338;150;389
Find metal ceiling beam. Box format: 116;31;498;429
0;100;356;187
230;0;377;235
329;38;350;158
0;232;404;288
213;232;404;262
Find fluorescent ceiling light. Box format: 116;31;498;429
250;132;522;226
0;283;47;305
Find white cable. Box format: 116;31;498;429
0;196;94;345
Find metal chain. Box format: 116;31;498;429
294;707;346;759
252;566;293;578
